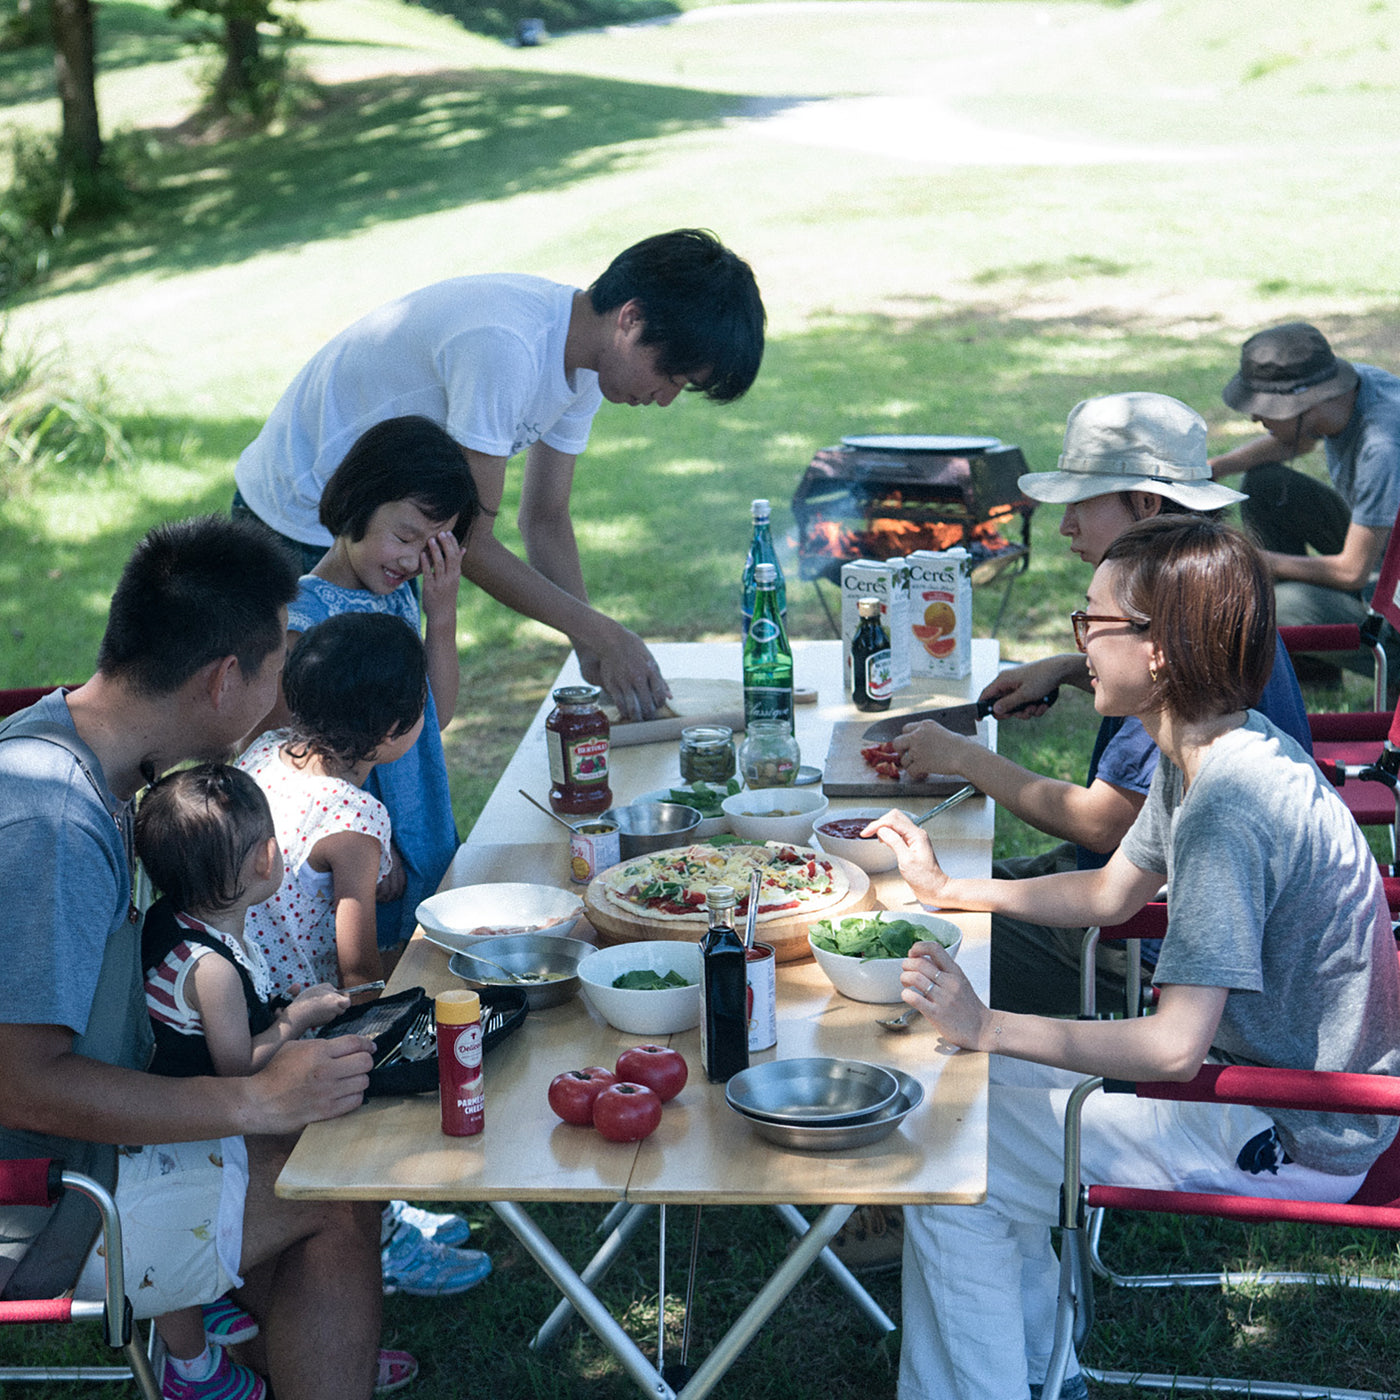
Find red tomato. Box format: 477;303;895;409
547;1066;618;1126
615;1045;689;1103
592;1083;663;1142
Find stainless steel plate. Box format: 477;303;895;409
724;1057;900;1125
737;1067;924;1151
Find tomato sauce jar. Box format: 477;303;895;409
546;684;612;817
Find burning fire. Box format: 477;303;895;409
802;511;1017;561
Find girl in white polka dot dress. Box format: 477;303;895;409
239;612;427;1001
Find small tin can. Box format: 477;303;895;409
569;819;621;883
744;941;777;1052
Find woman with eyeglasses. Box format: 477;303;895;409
869;515;1400;1400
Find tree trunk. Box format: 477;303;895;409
49;0;102;200
215;14;262;109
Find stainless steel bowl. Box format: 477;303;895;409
735;1067;925;1151
447;932;588;1010
601;801;703;858
724;1057;901;1125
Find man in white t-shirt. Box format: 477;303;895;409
234;229;766;720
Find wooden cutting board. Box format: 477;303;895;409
821;719;974;798
583;853;872;963
604;678;746;749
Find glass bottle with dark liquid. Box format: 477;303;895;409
698;885;749;1083
851;596;893;711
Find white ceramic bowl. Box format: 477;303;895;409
576;941;703;1035
807;910;963;1004
635;786;731;840
720;788;830;846
415;883;584;957
812;808;909;874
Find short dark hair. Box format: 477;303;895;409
282;612;427;768
588;228;765;403
136;764;275;915
1101;516;1275;724
319;416;479;545
98;516;299;696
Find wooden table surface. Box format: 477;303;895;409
278;640;997;1210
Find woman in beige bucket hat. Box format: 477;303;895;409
891;391;1310;1019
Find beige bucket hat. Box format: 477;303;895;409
1018;392;1246;509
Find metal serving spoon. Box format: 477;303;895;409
911;783;978;826
875;1007;918;1033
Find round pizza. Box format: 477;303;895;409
600;843;850;924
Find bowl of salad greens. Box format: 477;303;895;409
635;780;740;839
807;910;962;1004
576;941;702;1034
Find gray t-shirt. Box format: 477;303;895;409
1120;711;1400;1173
1325;362;1400;531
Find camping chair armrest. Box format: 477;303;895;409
1059;1064;1400;1227
0;1157;65;1207
1279;624;1363;654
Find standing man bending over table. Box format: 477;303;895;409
1209;322;1400;683
0;517;383;1400
233;228;767;721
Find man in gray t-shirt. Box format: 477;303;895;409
1209;322;1400;678
0;517;384;1400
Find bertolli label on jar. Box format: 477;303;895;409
840;559;911;697
904;549;972;679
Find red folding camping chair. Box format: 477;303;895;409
0;1159;160;1398
1280;505;1400;860
1041;1055;1400;1400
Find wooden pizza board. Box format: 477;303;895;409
605;678;746;749
821;718;977;798
583;851;873;963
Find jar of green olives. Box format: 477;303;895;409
738;721;800;788
679;725;736;785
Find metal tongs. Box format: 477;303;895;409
744;868;760;950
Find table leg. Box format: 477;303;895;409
770;1203;896;1333
493;1201;674;1400
531;1202;655;1352
672;1203;858;1400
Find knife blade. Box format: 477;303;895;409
860;688;1058;742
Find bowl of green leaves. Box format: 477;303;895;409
576;941;702;1034
807;911;962;1004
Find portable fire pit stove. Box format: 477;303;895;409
790;434;1037;637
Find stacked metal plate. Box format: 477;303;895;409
725;1057;925;1150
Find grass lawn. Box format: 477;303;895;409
3;0;1399;1395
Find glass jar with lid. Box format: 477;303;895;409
679;725;736;786
545;684;611;816
738;721;800;789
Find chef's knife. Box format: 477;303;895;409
860;688;1059;742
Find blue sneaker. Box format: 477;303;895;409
383;1199;472;1248
380;1221;491;1297
1029;1374;1089;1400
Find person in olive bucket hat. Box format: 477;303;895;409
1210;323;1400;685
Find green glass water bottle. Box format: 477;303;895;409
742;563;794;731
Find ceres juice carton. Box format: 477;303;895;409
840;559;910;698
905;548;972;679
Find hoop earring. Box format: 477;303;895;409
1148;662;1160;683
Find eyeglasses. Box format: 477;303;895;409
1070;611;1148;652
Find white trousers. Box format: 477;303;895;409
898;1057;1367;1400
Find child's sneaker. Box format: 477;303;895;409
160;1344;266;1400
375;1348;419;1394
383;1199;472;1248
380;1222;491;1297
201;1295;259;1348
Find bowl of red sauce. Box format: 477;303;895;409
813;809;909;873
